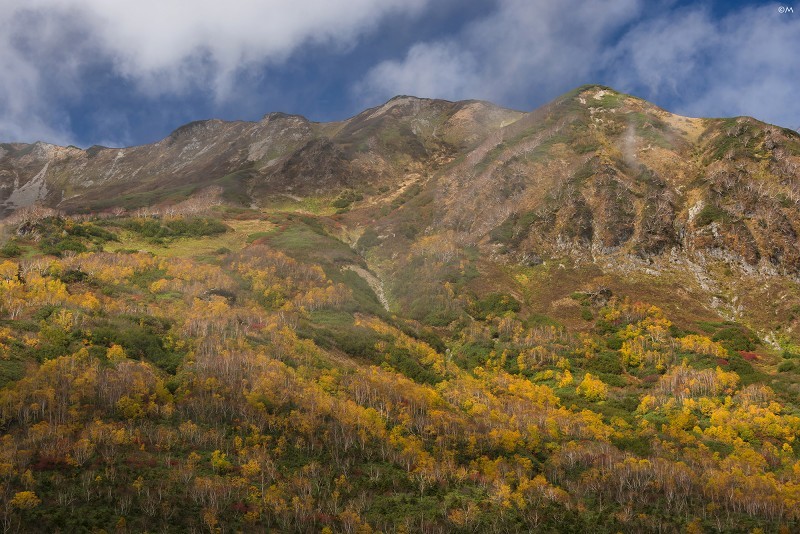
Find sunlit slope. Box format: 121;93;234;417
0;85;799;532
0;204;796;531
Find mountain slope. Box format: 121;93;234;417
1;86;800;532
328;86;800;342
3;86;800;338
0;97;523;215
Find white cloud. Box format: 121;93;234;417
0;0;432;143
51;0;430;95
357;0;643;105
0;7;82;145
610;5;800;129
357;1;800;130
357;42;480;101
608;8;717;97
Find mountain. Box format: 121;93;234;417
3;86;800;334
1;86;800;532
0;96;522;214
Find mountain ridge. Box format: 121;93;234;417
0;93;524;213
2;85;800;338
1;85;800;532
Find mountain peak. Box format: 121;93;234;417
167;119;227;141
260;111;310;123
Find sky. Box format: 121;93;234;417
0;0;798;148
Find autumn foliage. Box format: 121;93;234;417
0;215;797;533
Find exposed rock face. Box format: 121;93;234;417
2;85;799;283
0;97;522;216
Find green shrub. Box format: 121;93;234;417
423;309;459;327
489;215;517;245
712;326;758;353
29;218;118;257
122;217;228;240
489;211;539;246
695;204;730;227
40;237;87;256
612;435;651;457
585;351;624;375
470;292;521;320
727;355;756;379
332;190;363;209
91;318;181;374
398;222;418;240
453;341;495;370
606;333;623;350
0;241;22;257
59;269;89;284
356;228;380;250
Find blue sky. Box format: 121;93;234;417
1;0;797;148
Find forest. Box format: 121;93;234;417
0;208;798;533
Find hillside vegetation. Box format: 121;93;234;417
0;86;799;532
0;208;796;533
